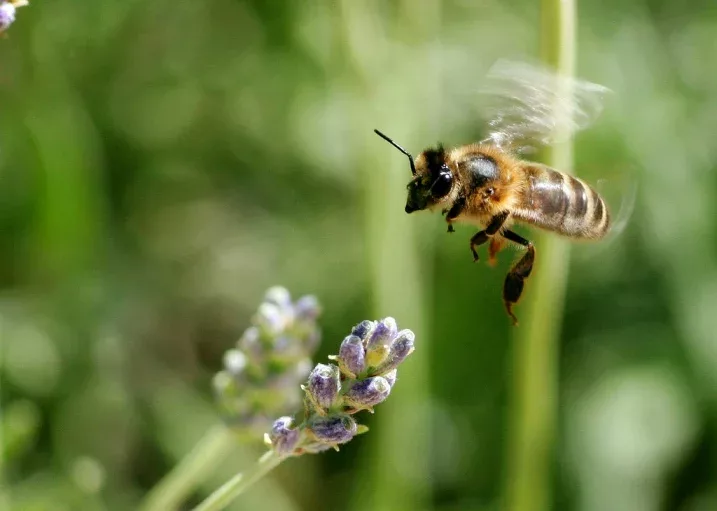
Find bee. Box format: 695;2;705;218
374;60;615;325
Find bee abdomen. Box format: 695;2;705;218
516;167;610;240
564;174;610;239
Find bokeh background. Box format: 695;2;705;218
2;0;717;510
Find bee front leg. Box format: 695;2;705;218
469;211;509;262
501;229;535;326
444;197;466;234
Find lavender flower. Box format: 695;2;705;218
351;320;375;340
367;317;398;349
0;1;28;33
308;415;357;444
255;303;285;335
364;317;399;367
307;364;340;410
263;316;416;455
294;295;321;321
264;286;292;309
337;335;365;377
268;417;300;455
214;286;322;440
375;329;415;375
344;376;391;410
223;350;247;379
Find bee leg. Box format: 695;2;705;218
444;197;466;234
501;230;535;326
469;211;509;262
487;237;506;267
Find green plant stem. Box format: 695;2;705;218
138;425;234;511
192;451;285;511
504;0;576;510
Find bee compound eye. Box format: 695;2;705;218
431;171;453;198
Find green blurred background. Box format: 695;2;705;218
2;0;717;510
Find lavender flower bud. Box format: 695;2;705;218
351;320;375;342
367;317;398;349
0;3;16;31
212;371;235;398
344;376;391;409
309;415;357;444
308;364;341;409
223;349;247;378
273;335;303;360
256;303;285;334
269;416;300;454
264;286;292;310
238;326;262;359
338;335;366;376
294;295;321;321
374;329;415;375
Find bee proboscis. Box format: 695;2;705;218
374;60;615;325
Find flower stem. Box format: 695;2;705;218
191;451;285;511
138;425;234;511
504;0;576;510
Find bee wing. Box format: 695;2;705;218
572;169;639;263
592;171;639;250
479;60;611;154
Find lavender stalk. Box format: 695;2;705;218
139;287;321;511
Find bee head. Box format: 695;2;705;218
405;146;454;213
373;129;454;214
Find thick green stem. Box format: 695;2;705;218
138;426;234;511
191;451;285;511
504;0;576;510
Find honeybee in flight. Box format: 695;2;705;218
374;60;614;325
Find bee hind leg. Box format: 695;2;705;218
469;211;509;262
487;237;506;267
501;230;535;326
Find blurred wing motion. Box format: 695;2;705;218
479;60;611;153
579;171;639;259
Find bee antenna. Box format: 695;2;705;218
374;129;416;175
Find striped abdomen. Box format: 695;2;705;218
513;165;610;240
